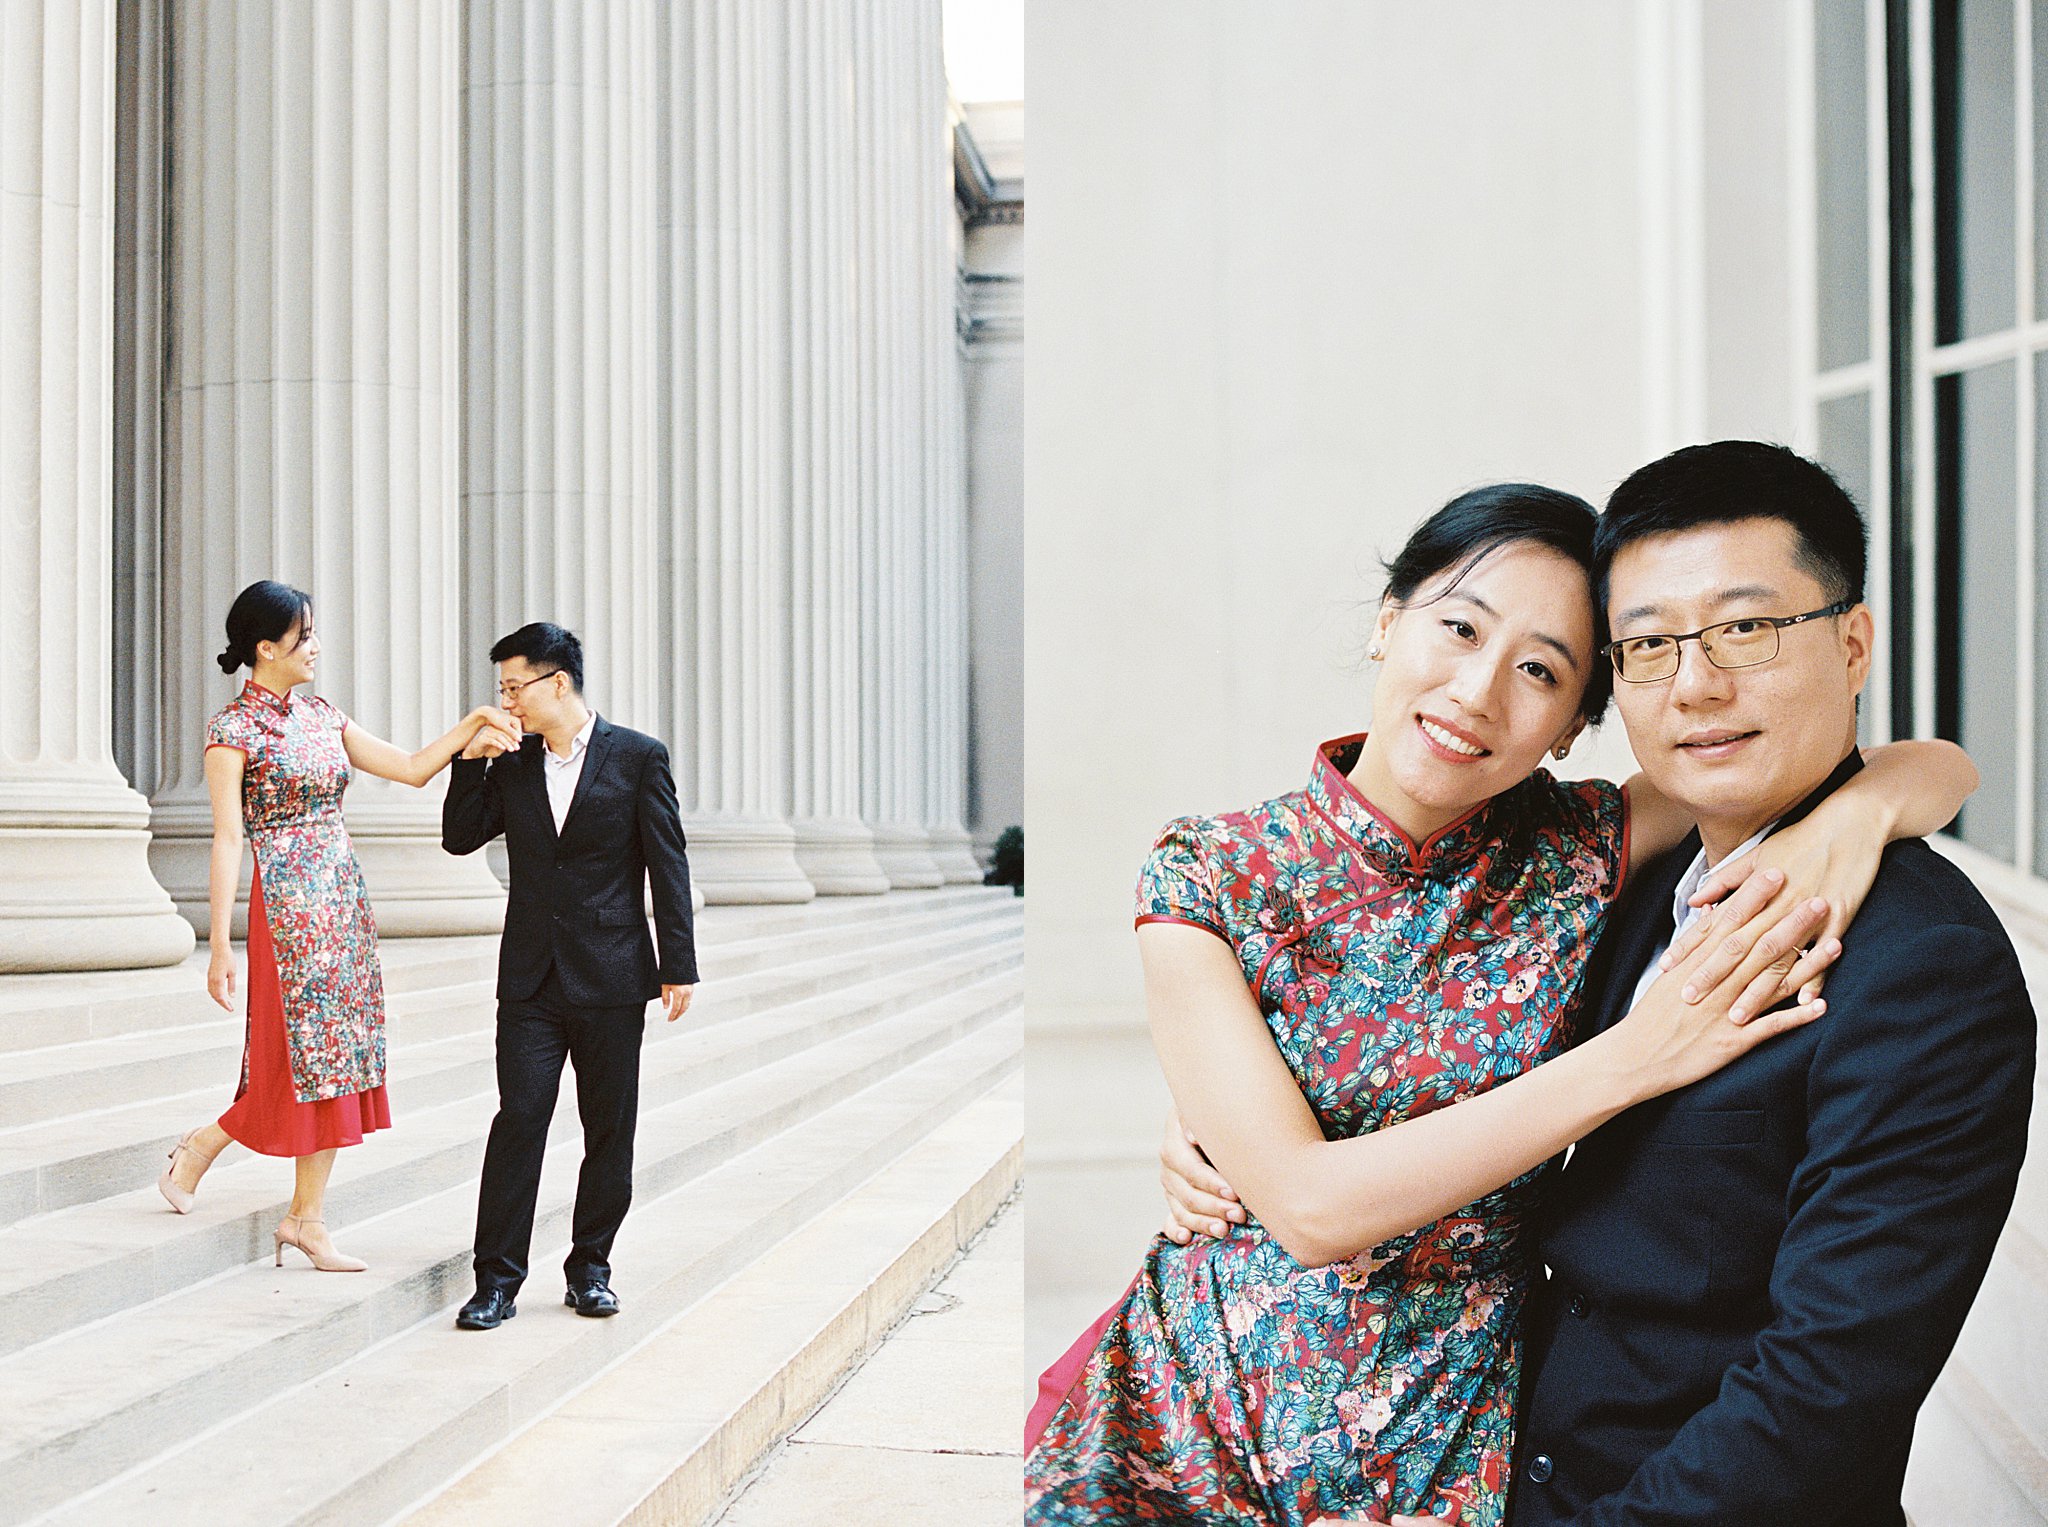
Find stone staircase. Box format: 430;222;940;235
0;886;1022;1527
1907;877;2048;1527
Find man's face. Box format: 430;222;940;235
495;656;567;733
1606;517;1873;845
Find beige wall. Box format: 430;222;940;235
1022;0;1804;1374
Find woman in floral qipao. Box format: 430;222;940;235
155;581;520;1272
1022;486;1976;1526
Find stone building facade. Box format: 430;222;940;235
0;0;1013;971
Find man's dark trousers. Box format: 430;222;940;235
473;967;646;1294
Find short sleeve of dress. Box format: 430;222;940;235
304;694;350;732
204;705;258;758
1530;773;1629;904
1134;815;1227;937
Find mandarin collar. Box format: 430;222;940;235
1305;733;1499;884
242;679;293;716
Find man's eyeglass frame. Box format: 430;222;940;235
496;670;562;701
1602;600;1854;684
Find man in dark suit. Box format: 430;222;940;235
1161;444;2035;1524
1501;444;2034;1524
441;622;699;1331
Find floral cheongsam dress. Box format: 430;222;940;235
1025;735;1628;1526
205;681;390;1154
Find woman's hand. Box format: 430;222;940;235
1608;869;1835;1102
1158;1107;1244;1244
462;705;520;755
1665;800;1881;1005
207;944;237;1011
1669;738;1977;1002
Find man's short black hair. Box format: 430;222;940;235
1595;441;1867;614
489;621;584;692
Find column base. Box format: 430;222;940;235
687;815;818;905
0;773;195;970
149;803;251;938
869;824;945;890
0;825;196;971
926;824;986;885
789;817;890;896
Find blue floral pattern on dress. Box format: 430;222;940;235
1026;735;1626;1526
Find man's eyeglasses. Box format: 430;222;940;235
1603;601;1853;684
496;670;561;701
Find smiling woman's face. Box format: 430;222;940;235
1350;540;1596;843
258;609;319;689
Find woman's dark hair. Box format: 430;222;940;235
1380;482;1610;721
489;621;585;692
218;580;313;675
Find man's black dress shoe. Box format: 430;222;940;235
565;1280;620;1318
456;1288;518;1329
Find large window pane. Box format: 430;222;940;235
1934;0;2018;344
1817;391;1877;743
1817;0;1871;369
1935;362;2019;861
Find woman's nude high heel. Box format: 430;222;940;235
156;1128;220;1214
273;1214;367;1273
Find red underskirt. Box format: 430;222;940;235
216;860;391;1157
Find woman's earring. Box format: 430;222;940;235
1552;743;1571;760
1367;643;1384;661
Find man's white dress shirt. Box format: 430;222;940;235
543;712;598;833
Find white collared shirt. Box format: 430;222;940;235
1625;822;1774;1014
543;712;598;833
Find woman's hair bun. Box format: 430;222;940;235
219;581;312;680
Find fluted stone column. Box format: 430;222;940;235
460;0;661;732
111;0;164;804
784;0;888;895
853;0;942;890
0;0;193;970
651;0;816;904
917;5;980;884
151;0;505;937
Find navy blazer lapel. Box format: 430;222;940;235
557;716;615;843
516;734;556;843
1587;835;1698;1038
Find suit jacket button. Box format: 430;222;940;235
1569;1295;1590;1318
1527;1454;1554;1484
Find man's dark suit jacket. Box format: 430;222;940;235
1511;751;2035;1526
441;717;699;1006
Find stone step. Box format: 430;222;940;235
1922;1223;2048;1519
22;1002;1021;1526
0;899;1018;1136
1907;885;2048;1525
0;936;501;1056
403;1081;1022;1527
691;885;1000;946
0;887;1010;1057
0;931;1021;1362
1908;1371;2048;1525
0;906;1016;1232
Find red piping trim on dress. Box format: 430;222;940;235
1134;913;1229;943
